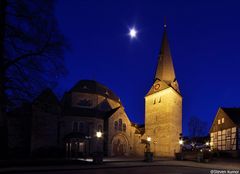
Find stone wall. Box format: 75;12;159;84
107;107;136;156
31;111;59;152
145;87;182;157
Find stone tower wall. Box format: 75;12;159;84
145;87;182;157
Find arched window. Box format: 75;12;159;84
114;121;118;131
98;125;103;132
123;123;126;132
119;119;122;131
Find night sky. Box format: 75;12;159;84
55;0;240;135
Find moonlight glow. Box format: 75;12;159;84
129;27;137;38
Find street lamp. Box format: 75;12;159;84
179;139;183;153
147;136;151;142
145;136;153;162
205;142;209;146
96;131;102;138
179;139;183;145
93;131;103;164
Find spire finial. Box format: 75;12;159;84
164;17;167;28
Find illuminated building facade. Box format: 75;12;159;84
8;26;182;158
210;108;240;155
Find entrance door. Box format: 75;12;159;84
112;134;128;156
66;140;88;158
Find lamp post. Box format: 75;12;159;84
179;133;183;153
179;139;183;152
146;136;151;152
144;136;153;162
93;131;103;164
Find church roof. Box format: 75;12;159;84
63;106;120;119
221;107;240;125
154;26;176;84
70;80;121;104
146;25;180;96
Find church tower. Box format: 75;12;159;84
144;24;182;157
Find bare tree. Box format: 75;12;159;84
188;116;207;138
0;0;67;158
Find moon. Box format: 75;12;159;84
129;27;137;39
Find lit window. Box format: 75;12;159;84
218;119;221;124
222;118;224;123
226;129;231;138
226;140;231;150
79;142;84;152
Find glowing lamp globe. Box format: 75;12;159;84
96;131;102;138
179;139;183;145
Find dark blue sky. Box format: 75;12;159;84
55;0;240;135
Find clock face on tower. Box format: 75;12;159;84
154;84;160;90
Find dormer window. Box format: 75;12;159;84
77;99;92;107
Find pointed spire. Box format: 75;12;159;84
154;23;176;84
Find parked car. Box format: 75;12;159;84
194;143;210;151
182;144;193;151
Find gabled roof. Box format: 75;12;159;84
210;107;240;133
33;88;59;106
146;79;170;96
221;107;240;125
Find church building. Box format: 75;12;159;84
8;25;182;158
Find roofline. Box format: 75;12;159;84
145;86;182;98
